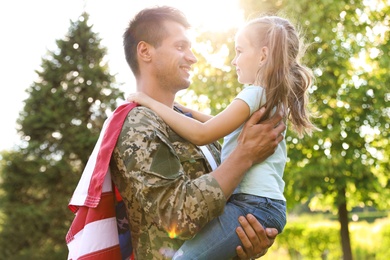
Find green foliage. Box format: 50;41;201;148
278;2;390;256
0;12;123;259
275;221;342;259
179;28;241;115
180;0;389;258
264;216;390;260
376;221;390;259
281;0;390;212
239;0;284;17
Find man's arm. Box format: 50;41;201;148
207;107;283;259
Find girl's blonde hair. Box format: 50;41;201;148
244;15;318;137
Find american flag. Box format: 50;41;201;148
66;102;137;260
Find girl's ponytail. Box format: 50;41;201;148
288;61;318;137
247;16;320;137
262;23;290;123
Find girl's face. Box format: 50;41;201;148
231;29;264;85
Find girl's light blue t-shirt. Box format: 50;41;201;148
220;85;287;201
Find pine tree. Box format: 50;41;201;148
0;12;124;259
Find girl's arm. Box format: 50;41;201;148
128;92;250;145
174;102;213;123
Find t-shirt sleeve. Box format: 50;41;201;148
234;85;266;116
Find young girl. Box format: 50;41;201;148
128;15;318;260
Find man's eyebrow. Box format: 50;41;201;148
174;39;191;47
175;39;190;44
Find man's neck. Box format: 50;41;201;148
136;83;175;108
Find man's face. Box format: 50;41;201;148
152;21;197;93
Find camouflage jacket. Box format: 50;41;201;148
110;106;226;259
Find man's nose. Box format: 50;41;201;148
186;50;198;64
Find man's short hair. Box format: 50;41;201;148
123;6;191;76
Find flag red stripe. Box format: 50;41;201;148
86;103;137;207
67;102;138;259
67;192;116;243
71;192;115;234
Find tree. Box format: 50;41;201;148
180;0;390;259
0;12;123;259
240;0;390;259
180;28;239;115
280;1;389;259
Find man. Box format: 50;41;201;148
110;6;286;259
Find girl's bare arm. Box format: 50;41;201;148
174;102;213;123
128;92;250;145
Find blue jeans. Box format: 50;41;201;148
172;194;286;260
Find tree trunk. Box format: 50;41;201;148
338;193;353;260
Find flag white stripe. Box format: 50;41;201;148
68;217;118;259
66;103;141;260
69;119;110;206
79;217;119;256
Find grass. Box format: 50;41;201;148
259;212;390;260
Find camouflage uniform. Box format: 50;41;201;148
110;106;226;259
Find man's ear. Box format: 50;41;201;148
137;41;152;62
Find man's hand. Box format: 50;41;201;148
237;107;286;165
235;214;278;259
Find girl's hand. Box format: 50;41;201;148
127;92;152;107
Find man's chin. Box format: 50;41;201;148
179;80;191;90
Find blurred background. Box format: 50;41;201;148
0;0;389;259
